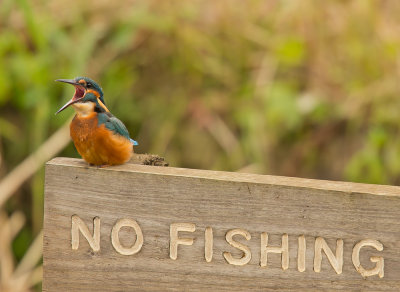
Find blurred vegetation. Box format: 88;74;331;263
1;0;400;290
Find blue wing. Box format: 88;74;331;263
98;112;139;145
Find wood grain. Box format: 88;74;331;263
43;157;400;291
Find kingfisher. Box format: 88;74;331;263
56;77;138;166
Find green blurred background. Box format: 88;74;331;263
1;0;400;290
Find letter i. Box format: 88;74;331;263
205;227;213;262
298;235;306;272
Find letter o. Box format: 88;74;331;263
111;218;143;255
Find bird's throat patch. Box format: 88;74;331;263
72;102;95;117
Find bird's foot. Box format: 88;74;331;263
97;164;111;168
88;163;110;168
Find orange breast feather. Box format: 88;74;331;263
70;113;133;165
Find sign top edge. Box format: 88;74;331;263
46;157;400;197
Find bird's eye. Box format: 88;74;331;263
87;83;92;88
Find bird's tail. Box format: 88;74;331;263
130;138;139;146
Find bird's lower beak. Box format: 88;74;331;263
55;79;86;114
55;97;82;114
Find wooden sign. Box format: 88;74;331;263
43;157;400;291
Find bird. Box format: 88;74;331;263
55;77;138;166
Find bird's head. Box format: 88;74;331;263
55;77;108;114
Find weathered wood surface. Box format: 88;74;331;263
43;157;400;291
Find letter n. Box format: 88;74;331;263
71;215;100;252
314;237;343;274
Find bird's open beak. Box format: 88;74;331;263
55;79;86;114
